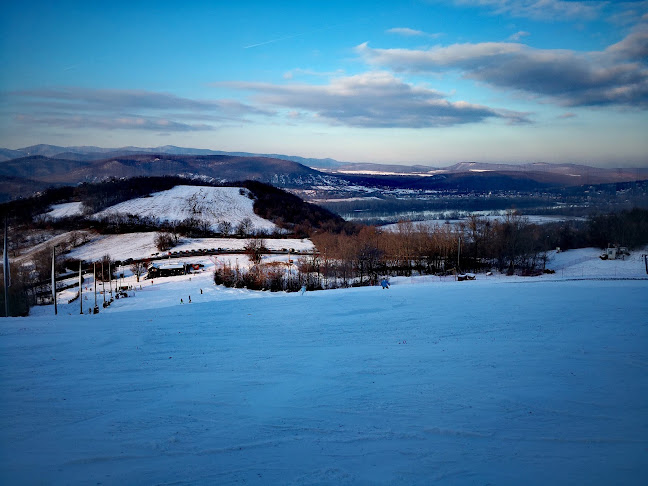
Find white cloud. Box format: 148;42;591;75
451;0;605;21
356;28;648;108
508;30;530;41
219;71;530;128
387;27;443;38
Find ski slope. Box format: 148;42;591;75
93;185;278;233
1;251;647;484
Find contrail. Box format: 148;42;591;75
244;31;312;49
243;23;344;49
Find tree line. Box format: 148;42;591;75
209;208;648;294
308;208;648;286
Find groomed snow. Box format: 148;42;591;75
93;185;278;233
1;250;647;484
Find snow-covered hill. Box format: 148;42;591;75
93;185;278;233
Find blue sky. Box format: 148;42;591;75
1;0;647;167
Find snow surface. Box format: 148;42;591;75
93;185;278;233
67;233;314;263
41;202;85;219
1;249;647;485
382;214;586;232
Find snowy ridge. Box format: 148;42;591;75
93;185;278;232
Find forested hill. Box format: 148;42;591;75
0;176;350;237
0;153;341;203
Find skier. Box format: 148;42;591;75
180;298;184;304
188;295;191;303
300;285;306;296
380;278;390;289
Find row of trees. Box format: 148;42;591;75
306;208;648;286
152;217;269;251
210;208;648;293
213;261;305;292
308;213;545;285
212;214;550;292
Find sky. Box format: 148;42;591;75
1;0;647;167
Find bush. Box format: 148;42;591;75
154;232;177;251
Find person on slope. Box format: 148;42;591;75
380;278;390;289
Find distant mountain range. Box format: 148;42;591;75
0;148;342;202
0;144;344;169
0;144;646;203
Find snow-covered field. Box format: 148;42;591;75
1;249;647;484
67;233;314;262
382;214;586;232
41;201;85;218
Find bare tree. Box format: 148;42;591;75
236;217;254;237
155;232;176;251
244;237;267;264
130;262;146;282
99;254;113;281
217;220;232;236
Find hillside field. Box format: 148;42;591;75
75;185;277;233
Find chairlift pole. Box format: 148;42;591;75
101;261;106;307
3;216;9;318
93;262;97;313
52;246;57;315
109;261;112;299
79;260;83;314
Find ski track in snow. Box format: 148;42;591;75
1;264;647;485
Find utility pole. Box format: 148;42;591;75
93;262;98;314
457;236;461;271
52;246;57;315
79;260;83;315
108;261;113;299
3;217;9;317
101;260;106;307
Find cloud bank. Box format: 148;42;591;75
220;72;529;128
356;24;648;108
7;88;272;132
